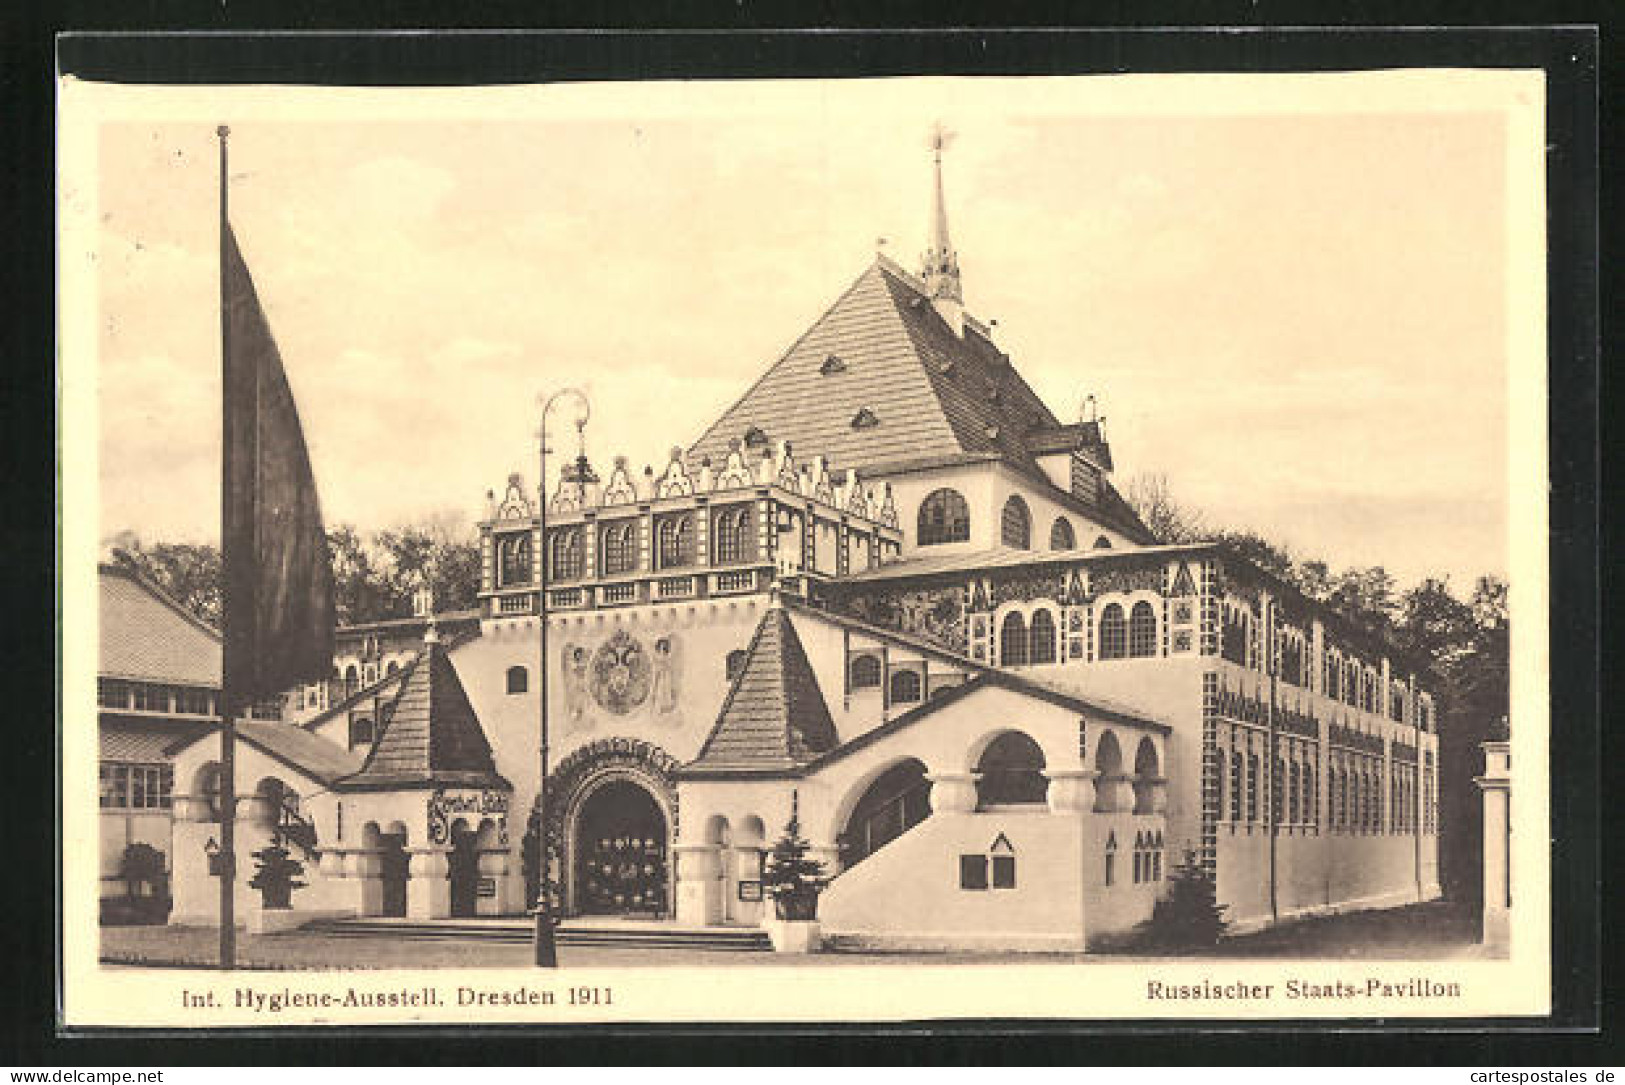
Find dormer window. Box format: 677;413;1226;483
743;426;770;451
851;407;880;430
820;354;847;375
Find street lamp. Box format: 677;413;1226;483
204;836;224;877
532;387;590;968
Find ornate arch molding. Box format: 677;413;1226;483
524;738;682;909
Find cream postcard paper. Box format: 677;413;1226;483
59;69;1548;1027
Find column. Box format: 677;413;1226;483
926;772;979;814
476;851;511;917
345;848;384;917
1475;741;1511;953
1043;769;1097;815
407;848;451;919
673;843;723;926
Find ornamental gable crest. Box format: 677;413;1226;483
497;473;533;520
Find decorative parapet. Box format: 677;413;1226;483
523;438;899;532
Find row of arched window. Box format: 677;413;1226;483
1099;601;1158;660
1328;759;1386;834
536;506;757;583
998;610;1058;667
1132;830;1165;884
1225;744;1319;828
915;488;1111;552
847;655;935;706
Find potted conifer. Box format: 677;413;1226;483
247;841;307;911
1135;847;1229;952
762;810;828;953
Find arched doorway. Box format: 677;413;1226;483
447;818;479;918
376;822;409;918
571;779;669;917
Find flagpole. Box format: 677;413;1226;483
216;123;238;969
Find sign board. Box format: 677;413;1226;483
737;880;763;903
476;877;497;899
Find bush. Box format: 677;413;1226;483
762;812;828;921
1134;847;1228;951
247;843;307;910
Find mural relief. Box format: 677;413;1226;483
561;642;590;729
591;630;653;716
1087;562;1164;599
988;569;1068;608
842;584;967;652
651;634;682;718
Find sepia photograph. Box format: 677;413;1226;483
57;65;1552;1027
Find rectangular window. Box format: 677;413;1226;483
99;764;125;808
96;678;129;710
991;855;1017;889
130;683;170;712
959;854;988;891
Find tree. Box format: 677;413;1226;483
107;537;222;627
247;842;307;910
327;524;390;625
1136;848;1228;951
1125;472;1208;544
762;810;829;921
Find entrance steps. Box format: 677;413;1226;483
304;916;771;952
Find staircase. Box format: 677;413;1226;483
304;917;771;952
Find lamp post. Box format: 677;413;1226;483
533;387;590;968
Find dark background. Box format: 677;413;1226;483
7;8;1609;1067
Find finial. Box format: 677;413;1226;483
217;125;230;141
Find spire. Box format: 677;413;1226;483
921;122;962;306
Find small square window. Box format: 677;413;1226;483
959;854;988;891
991;855;1016;889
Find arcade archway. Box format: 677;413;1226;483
570;778;669;917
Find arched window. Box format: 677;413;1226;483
1129;601;1158;658
840;759;931;867
385;660;398;676
547;527;583;581
1028;609;1057;665
349;716;374;750
976;731;1048;807
725;649;749;682
1307;763;1318;826
1098;603;1127;660
1093;535;1113;549
1049;518;1076;551
656;514;695;569
888;669;922;704
600;521;638;576
999;612;1029;667
712;506;754;564
849;654;881;689
506;666;528;694
1103;832;1117;886
1228;748;1244;822
916;488;971;546
1246;752;1260;823
344;664;359;692
497;532;532;587
1000;496;1032;549
1288;759;1302;824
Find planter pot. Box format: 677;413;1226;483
766;918;822;954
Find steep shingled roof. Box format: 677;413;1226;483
686;256;1152;540
686;605;839;775
98;563;221;687
339;636;508;791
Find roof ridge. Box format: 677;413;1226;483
99;560;223;644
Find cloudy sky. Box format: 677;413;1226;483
91;77;1515;590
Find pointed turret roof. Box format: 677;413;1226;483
685;603;839;775
339;634;508;792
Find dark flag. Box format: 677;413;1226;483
220;221;335;705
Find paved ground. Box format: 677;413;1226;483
101;900;1486;970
